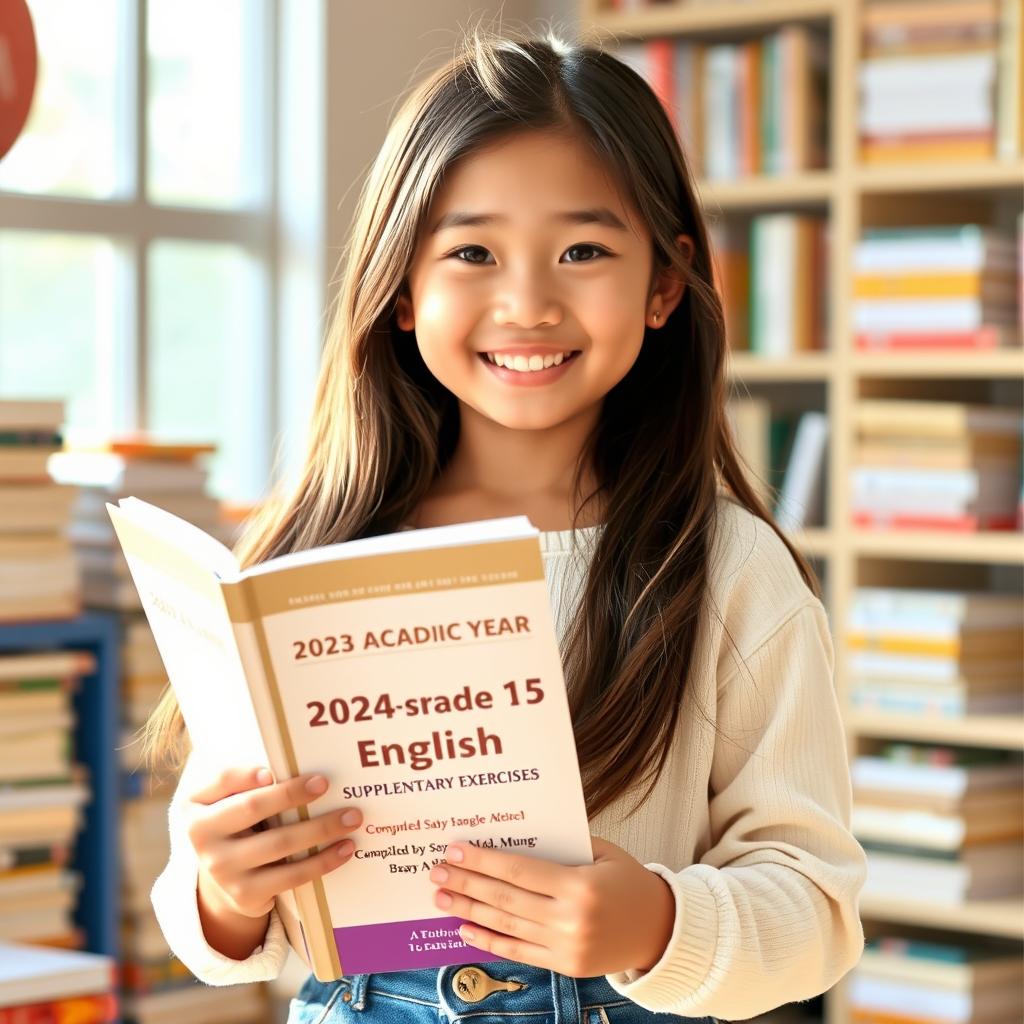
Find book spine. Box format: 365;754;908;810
223;576;344;981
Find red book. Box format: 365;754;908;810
853;511;1020;531
856;326;1021;350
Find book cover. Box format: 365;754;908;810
106;498;593;980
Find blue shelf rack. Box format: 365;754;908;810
0;612;121;960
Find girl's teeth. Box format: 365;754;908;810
486;352;573;372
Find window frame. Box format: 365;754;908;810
0;0;286;501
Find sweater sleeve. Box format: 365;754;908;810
604;600;867;1021
149;751;291;985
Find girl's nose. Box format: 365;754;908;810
493;267;563;329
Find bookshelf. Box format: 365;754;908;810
579;2;1024;1023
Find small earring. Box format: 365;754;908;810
653;310;661;324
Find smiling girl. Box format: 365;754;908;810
143;24;866;1024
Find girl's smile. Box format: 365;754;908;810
478;348;582;386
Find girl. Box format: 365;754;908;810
144;24;867;1024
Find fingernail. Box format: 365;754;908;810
446;845;464;863
341;809;361;826
306;775;328;795
337;840;354;857
256;769;273;785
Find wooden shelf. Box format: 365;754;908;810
699;170;835;210
851;529;1024;565
727;351;833;380
790;527;833;559
857;160;1024;194
858;894;1024;940
852;350;1024;378
846;711;1024;750
586;0;837;37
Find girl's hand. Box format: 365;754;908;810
187;766;362;919
429;836;674;977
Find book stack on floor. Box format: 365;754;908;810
848;587;1024;719
851;399;1023;531
857;0;1021;163
0;650;95;948
852;742;1024;906
853;225;1021;352
614;23;828;178
0;941;118;1024
0;399;80;623
848;933;1024;1024
709;213;829;357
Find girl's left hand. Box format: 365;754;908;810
429;836;675;977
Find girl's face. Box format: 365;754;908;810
396;130;689;435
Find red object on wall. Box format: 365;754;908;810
0;0;37;160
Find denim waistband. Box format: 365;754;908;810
338;963;643;1019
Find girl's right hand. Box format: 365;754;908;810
186;766;360;920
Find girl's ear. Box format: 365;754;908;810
395;286;415;332
647;233;695;329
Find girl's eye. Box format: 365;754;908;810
446;244;610;264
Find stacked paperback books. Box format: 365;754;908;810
848;587;1024;719
849;934;1024;1024
858;0;1022;162
852;742;1024;906
0;399;80;622
0;942;117;1024
710;213;829;356
614;23;828;178
854;224;1021;351
0;650;94;947
852;399;1023;531
48;439;224;610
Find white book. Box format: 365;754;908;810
859;51;998;92
107;497;593;980
854;299;1017;331
775;411;828;530
852;756;1024;798
0;942;114;1005
860;94;994;134
704;44;738;179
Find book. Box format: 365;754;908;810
0;942;116;1007
106;497;593;980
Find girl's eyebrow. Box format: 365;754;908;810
430;207;628;235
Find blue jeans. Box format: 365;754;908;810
286;964;718;1024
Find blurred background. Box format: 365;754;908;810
0;1;1021;1023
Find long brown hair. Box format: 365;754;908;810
143;21;820;820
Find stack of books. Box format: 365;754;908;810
848;586;1023;719
852;742;1024;906
0;399;80;623
849;934;1024;1024
614;24;828;178
854;224;1021;352
48;439;223;611
0;941;118;1024
857;0;1021;163
851;399;1022;531
0;650;95;947
710;213;829;356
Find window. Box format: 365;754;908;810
0;0;285;502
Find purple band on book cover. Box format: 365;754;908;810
335;917;503;973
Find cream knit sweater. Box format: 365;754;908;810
150;495;867;1020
